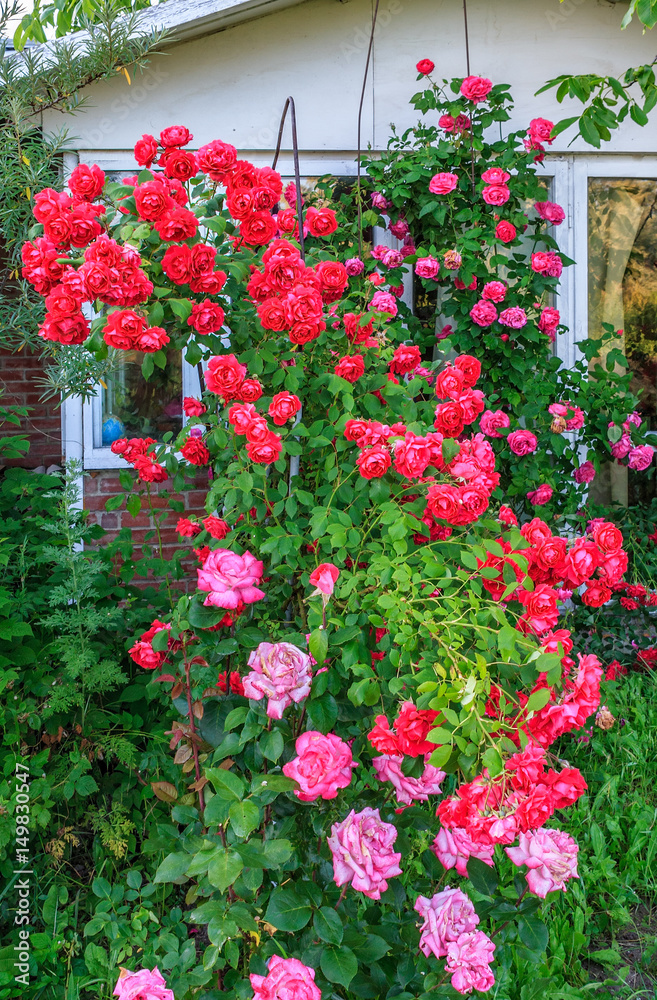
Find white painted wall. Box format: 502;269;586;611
43;0;657;160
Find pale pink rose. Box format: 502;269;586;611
508;429;538;456
429;172;459;195
283;731;357;801
197;549;264;609
443;250;462;270
372;753;445;805
610;432;632;460
528;483;553;505
309;562;340;595
415;256;440;279
250;955;320;1000
445;931;496;994
480;409;510;438
371;290;398;317
470;300;497;327
114;968;173;1000
574;461;596;484
243;642;312;719
381;248;404;269
328;807;402;899
481;280;506;303
628;444;654;471
432;826;495;877
414;888;479;960
535;201;565;225
505;827;579;898
499;306;527;329
345;257;364;276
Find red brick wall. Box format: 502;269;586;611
84;469;210;582
0;347;62;468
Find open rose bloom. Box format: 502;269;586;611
243;642;313;718
113;968;174;1000
328;807;402;899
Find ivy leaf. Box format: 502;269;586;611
320;945;358;987
207;850;244;893
265;887;312;931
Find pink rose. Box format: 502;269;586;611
250;956;320;1000
415;256;440;279
460;75;493;102
574;461;596;484
611;432;632;460
283;731;357;800
372;754;445;805
535;201;565;225
328;807;402;899
481;167;510;185
495;220;517;243
113;968;174;1000
538;307;560;340
345;257;364;275
531;251;563;277
529;118;554;144
506;827;579;898
628;444;654;471
371;290;398;316
197;549;265;609
439;114;456;131
508;429;538;456
480;409;510;438
528;483;553;505
481;280;506;303
414;888;479;960
309;562;340;596
431;827;495;877
393;432;432;480
445;931;496;994
429;172;459;195
470;300;497;327
443;250;462;270
243;642;313;719
499;306;527;329
482;185;510;206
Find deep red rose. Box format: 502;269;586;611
188;299;225;335
394;701;440;756
205;353;247;399
239;212;278;246
161;245;192;284
305;206;338;237
268;391;302;425
134;134;158;167
433;400;465;438
159;148;198;182
159;125;193;148
334;354;365;383
181;438;210;466
416;58;435;75
154;208;199;242
68;163;105;202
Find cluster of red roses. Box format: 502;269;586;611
129;619;176;670
437;744;586;847
248;238;346;346
110;436;168;483
615;581;657;610
368;701;440;757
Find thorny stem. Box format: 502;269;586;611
183;654;205;823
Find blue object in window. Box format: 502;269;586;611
102;414;126;445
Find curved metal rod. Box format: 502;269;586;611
272;96;305;261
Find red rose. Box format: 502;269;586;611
426;484;461;522
433;400;465;438
245;417;272;445
394;701;440;757
357;445;391;479
134;181;173;221
258;297;288;331
495;220;516;243
161;245;192;284
454;354;481;388
159;148;198;182
435;365;465;400
416;58;435;75
188;299;225;335
154;208;199;242
39;314;89;345
205;353;247;399
390;344;421;374
268;391;302;425
460;75;493;103
394;433;431;480
239;212;278;246
453;485;490;525
138;325;169;353
246;431;283;464
597;549;628;586
159;125;193;148
183;397;206;417
103;309;145;350
533;536;567;576
181;438;210;466
177;517;201;538
581;582;612;608
45;283;82;320
563;538;601;587
190;271;226;295
517;584;559;634
196;139;238;181
283;284;323;325
289;320;325;345
344;312;373;344
315;260;348;303
305;206;338;237
229;402;259;435
133;454;168;483
592;521;623;555
68;163;105;202
204;516;230;539
334;354;365;383
189;243;217;277
237;379;264;403
79;261;113;299
134;134;158;167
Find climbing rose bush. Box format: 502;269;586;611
24;86;629;1000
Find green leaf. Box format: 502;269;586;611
313;906;343;944
91;877;112;899
466;856;498;897
104;494;124;512
306;692;338;732
188;599;228;629
141;354;154;379
308;627;329;664
169;298;193;323
265;887;312;931
518;915;549;954
207;767;245;801
207;850;244;893
126;494;141;518
320;945;358;988
229;800;260;838
525;687;552;713
260;729;284;762
154;852;190;883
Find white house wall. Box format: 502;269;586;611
43;0;657;160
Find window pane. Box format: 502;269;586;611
98;349;183;447
588;177;657;505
